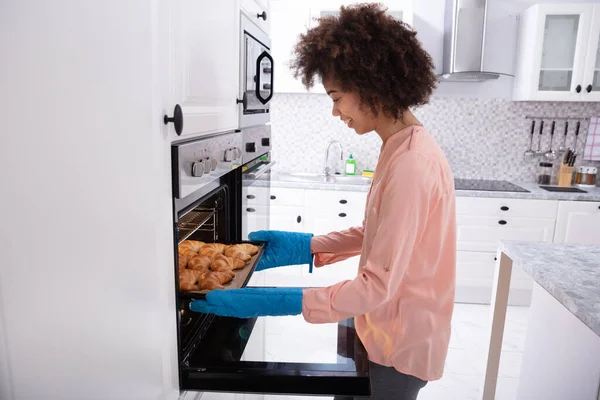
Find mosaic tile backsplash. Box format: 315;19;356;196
270;93;600;183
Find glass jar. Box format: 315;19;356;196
576;166;598;187
537;162;553;185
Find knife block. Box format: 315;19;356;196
558;165;574;187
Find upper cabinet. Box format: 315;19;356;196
271;0;413;94
513;3;600;102
166;0;240;140
241;0;271;35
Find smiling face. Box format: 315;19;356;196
323;78;378;135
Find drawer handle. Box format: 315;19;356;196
246;208;256;213
246;194;255;199
339;213;347;218
500;206;509;211
270;195;277;200
297;216;302;223
498;220;507;225
339;199;348;204
494;257;497;261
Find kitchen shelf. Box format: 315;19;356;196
177;209;216;244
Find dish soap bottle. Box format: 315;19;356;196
345;154;357;176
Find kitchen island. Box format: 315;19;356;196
483;241;600;400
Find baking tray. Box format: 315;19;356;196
178;240;266;300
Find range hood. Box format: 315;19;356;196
440;0;500;82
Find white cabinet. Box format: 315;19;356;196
455;197;558;305
271;0;413;94
167;0;240;139
513;3;600;102
268;187;306;232
241;0;271;35
553;201;600;244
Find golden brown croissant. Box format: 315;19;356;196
228;243;259;256
178;240;204;254
195;270;225;291
187;255;211;272
212;270;235;284
179;269;198;292
202;243;227;253
198;247;221;259
223;247;252;262
178;253;190;270
210;254;245;271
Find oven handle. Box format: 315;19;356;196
255;51;274;105
245;161;276;180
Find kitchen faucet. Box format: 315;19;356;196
324;140;343;176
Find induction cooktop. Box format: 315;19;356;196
454;179;530;193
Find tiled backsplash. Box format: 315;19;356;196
270;93;600;183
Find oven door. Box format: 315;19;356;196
181;316;370;397
241;156;274;240
244;32;273;114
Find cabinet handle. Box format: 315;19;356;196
498;220;507;225
246;208;256;213
339;199;348;204
500;206;509;211
338;213;347;218
297;216;302;223
270;195;276;200
257;11;267;20
576;85;582;93
494;257;497;261
236;93;248;111
163;104;183;136
586;84;593;93
246;194;255;199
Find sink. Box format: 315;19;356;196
276;173;372;186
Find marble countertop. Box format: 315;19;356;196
259;173;600;201
500;241;600;337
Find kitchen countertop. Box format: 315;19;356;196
499;241;600;337
262;173;600;201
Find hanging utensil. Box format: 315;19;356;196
524;120;536;157
545;120;557;160
536;120;544;154
573;121;581;154
559;121;568;152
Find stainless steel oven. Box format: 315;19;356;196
172;131;370;397
238;14;273;128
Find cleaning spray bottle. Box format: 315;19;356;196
345;154;357;175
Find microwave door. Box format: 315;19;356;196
244;35;271;113
181;316;371;397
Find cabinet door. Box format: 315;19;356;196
269;205;304;232
514;4;593;101
554;201;600;244
168;0;239;139
241;0;271;35
582;5;600;101
243;205;269;240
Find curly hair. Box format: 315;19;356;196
290;3;437;120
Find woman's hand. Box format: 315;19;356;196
248;230;314;272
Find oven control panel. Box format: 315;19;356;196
172;131;243;199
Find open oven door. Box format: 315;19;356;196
180;311;370;397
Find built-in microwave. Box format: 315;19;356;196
238;14;273;129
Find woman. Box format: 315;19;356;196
191;3;456;399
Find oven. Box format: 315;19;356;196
238;14;273;129
172;131;370;397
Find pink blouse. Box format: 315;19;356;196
302;125;456;381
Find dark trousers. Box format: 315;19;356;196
334;361;427;400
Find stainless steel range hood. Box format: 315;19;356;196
440;0;500;82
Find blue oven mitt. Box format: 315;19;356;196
248;230;315;272
189;287;303;318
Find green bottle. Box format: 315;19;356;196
345;154;357;175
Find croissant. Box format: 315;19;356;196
187;255;211;272
195;270;225;291
228;243;259;256
178;240;204;254
212;270;235;284
178;253;190;269
223;247;252;262
202;243;227;253
209;254;234;272
198;247;222;259
179;269;198;292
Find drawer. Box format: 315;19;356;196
243;186;269;206
269;188;305;207
305;189;368;209
456;197;558;219
456;215;556;252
